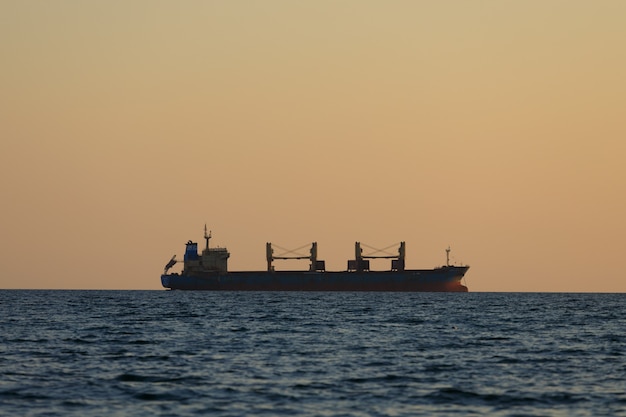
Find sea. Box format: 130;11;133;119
0;291;624;417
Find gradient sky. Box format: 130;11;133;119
2;1;625;291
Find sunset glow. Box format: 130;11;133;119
2;1;625;291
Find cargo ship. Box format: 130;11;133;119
161;227;469;292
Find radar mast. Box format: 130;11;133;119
204;224;211;250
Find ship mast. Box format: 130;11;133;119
446;246;451;267
204;224;211;251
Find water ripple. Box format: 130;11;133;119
0;291;625;416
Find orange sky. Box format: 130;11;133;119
1;1;625;291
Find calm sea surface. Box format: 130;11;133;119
0;291;624;416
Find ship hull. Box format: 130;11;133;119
161;266;469;292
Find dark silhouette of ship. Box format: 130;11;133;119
161;226;469;292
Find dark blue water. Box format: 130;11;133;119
1;291;624;416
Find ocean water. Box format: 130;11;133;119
0;291;624;417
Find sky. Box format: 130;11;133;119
1;1;625;291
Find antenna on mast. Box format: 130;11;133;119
204;224;211;250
